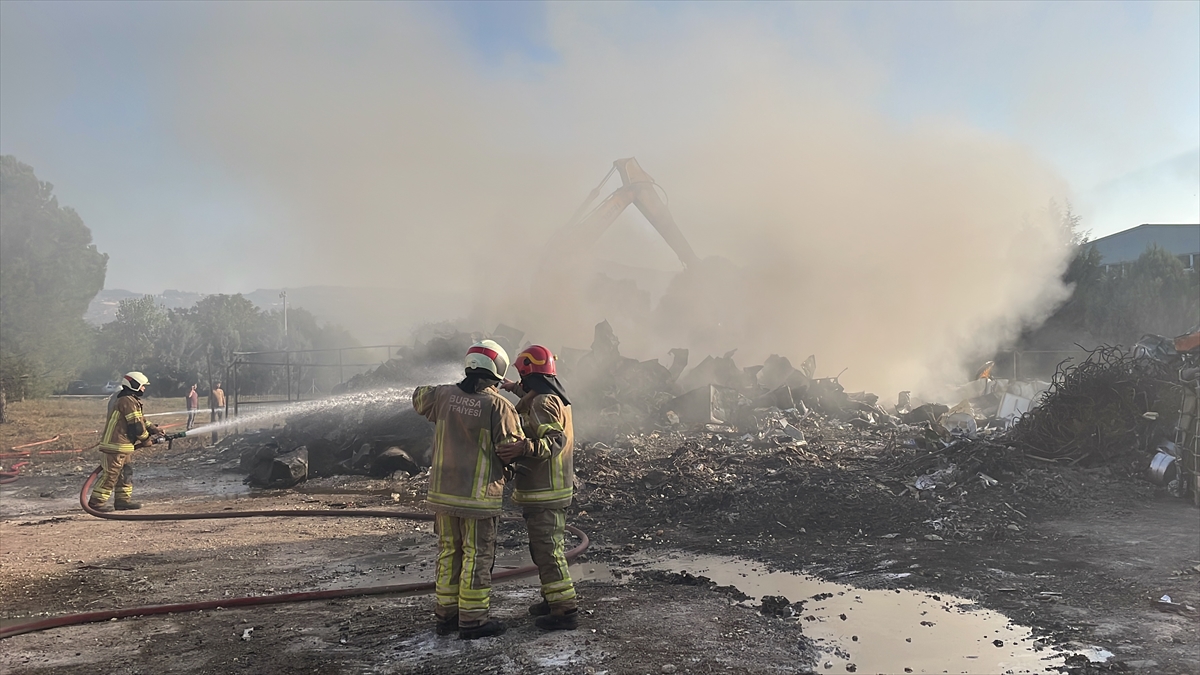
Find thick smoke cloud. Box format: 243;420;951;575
163;3;1073;395
61;4;1083;395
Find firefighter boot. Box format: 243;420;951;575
459;620;506;640
114;499;142;510
435;613;459;636
535;608;579;631
528;600;551;616
87;499;115;513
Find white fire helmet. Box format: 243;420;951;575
122;371;150;392
464;340;510;379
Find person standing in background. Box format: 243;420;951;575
207;382;225;442
208;382;225;423
185;383;199;430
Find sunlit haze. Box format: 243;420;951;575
2;1;1197;395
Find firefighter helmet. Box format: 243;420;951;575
464;340;509;379
515;345;556;377
122;371;150;392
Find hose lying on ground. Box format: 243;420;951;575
0;467;590;639
10;436;60;451
0;462;30;485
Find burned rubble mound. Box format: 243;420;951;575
571;337;1197;544
570;412;1153;548
230;320;1196;513
230;389;434;488
233;330;494;488
1011;343;1185;467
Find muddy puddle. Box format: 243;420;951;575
313;533;1105;674
581;550;1104;674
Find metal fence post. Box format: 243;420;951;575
233;359;239;419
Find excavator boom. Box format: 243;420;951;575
557;158;699;268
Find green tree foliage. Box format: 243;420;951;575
0;156;108;396
92;294;358;396
1023;228;1200;351
100;296;168;374
1104;245;1199;343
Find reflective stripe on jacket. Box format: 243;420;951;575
513;392;574;509
412;383;525;518
99;392;149;454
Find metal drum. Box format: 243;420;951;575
1148;451;1178;485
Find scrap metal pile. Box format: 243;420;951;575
1010;343;1182;466
228;320;1199;509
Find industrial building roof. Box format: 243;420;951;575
1086;224;1200;265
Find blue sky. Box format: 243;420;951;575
1;1;1197;294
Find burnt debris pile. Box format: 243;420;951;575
227;321;1198;510
573;413;1063;544
1010;343;1183;466
563;320;890;442
227;391;434;488
229;328;492;487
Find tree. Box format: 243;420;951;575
193;294;264;365
1104;245;1199;343
150;309;207;394
1021;240;1200;351
97;296;168;375
0;156;108;396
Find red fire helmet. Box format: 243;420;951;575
515;345;556;377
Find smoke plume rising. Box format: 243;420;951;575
164;4;1075;395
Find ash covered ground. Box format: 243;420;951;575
2;326;1198;674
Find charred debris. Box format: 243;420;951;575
227;322;1200;508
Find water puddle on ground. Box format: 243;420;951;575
578;550;1085;674
321;540;1095;673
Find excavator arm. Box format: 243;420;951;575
556;158;699;268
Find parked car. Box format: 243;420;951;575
67;380;89;395
81;381;121;395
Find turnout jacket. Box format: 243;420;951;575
513;391;574;509
412;382;525;518
99;391;158;454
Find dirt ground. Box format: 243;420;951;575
1;401;1198;674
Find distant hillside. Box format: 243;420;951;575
86;289;207;324
87;286;463;345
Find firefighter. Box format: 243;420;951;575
412;340;526;640
498;345;579;630
87;371;161;512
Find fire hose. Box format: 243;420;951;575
11;435;60;450
0;461;30;485
0;467;590;640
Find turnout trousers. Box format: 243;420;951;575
524;507;577;613
433;513;498;627
90;451;134;504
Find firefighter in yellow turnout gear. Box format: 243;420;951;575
412;340;526;640
88;372;161;512
499;345;579;631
